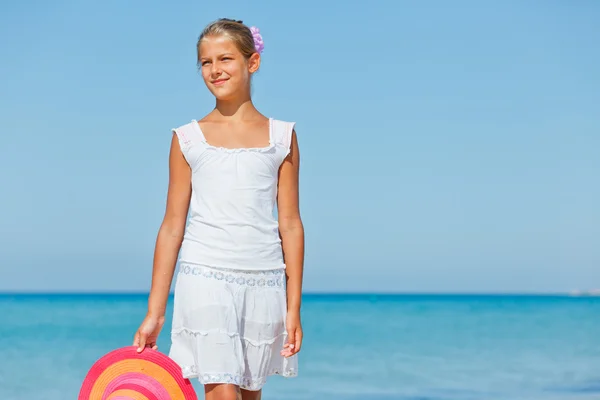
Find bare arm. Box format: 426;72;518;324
277;130;304;314
147;134;191;318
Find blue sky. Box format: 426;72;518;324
1;1;598;293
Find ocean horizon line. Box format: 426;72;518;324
0;290;596;298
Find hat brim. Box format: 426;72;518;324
78;346;197;400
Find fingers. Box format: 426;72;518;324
133;332;140;347
135;331;158;352
136;331;147;353
280;342;294;357
280;328;297;358
287;327;295;353
294;329;302;354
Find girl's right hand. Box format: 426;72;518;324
133;314;165;353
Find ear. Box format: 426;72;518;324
248;52;261;74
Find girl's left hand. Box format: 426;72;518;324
281;310;302;357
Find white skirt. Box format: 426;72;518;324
169;263;298;391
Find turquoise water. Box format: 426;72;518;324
1;294;600;399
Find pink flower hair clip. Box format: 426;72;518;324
250;26;264;54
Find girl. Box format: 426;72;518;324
133;18;304;400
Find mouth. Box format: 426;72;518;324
212;79;228;86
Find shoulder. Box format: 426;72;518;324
171;120;200;143
270;118;298;159
170;120;202;155
271;118;297;136
171;120;198;134
271;118;296;126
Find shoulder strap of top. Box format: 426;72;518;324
271;119;296;157
172;121;206;152
191;120;208;143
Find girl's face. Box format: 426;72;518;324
199;35;259;101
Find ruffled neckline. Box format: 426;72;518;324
191;118;275;153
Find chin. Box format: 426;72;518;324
206;85;235;101
213;91;237;101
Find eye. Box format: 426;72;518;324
201;61;211;66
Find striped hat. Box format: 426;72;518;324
79;346;197;400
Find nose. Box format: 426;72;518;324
210;63;222;78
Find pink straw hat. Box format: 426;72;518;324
79;346;197;400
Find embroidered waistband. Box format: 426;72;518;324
178;263;285;288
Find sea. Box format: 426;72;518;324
1;293;600;400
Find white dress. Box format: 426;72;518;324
168;118;298;391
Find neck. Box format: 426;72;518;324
213;93;257;120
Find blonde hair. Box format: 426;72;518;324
197;18;258;65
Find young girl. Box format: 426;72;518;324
133;18;304;400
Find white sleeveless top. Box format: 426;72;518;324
172;118;296;271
